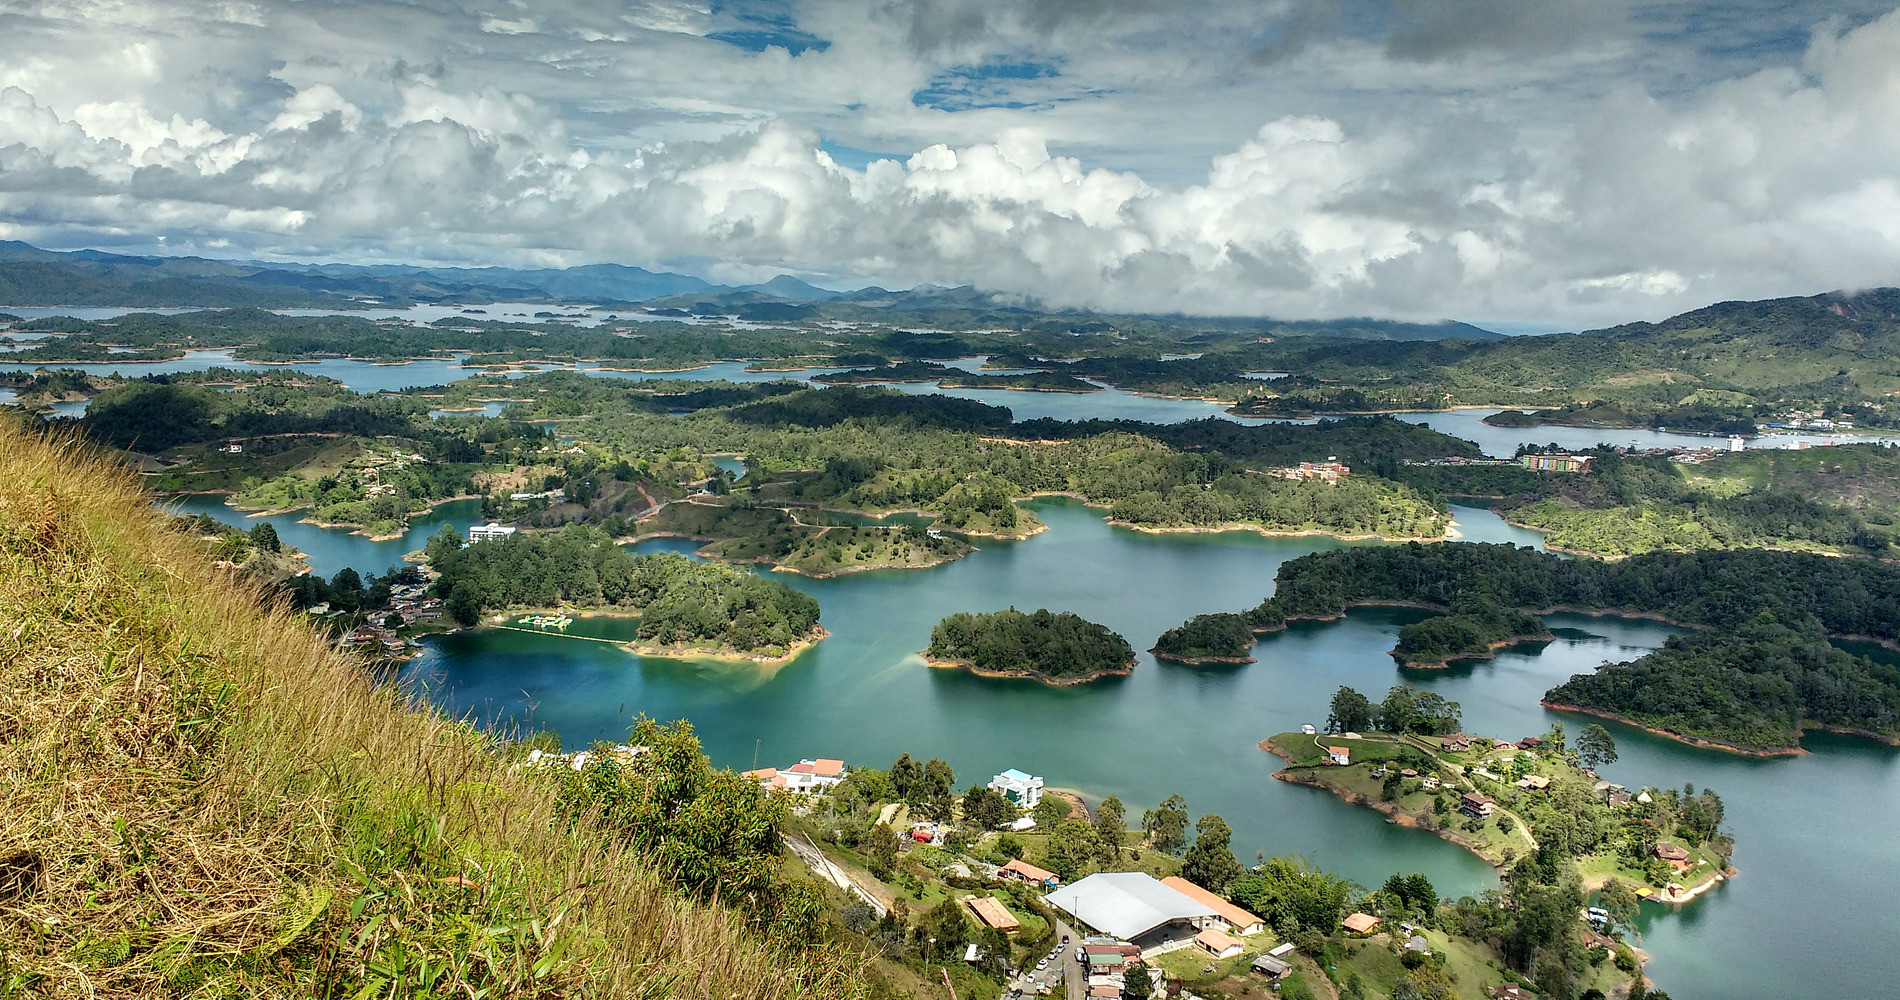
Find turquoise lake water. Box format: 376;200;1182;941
161;483;1900;999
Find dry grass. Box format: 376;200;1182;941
0;418;870;998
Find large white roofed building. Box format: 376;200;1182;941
1045;872;1220;957
988;767;1043;809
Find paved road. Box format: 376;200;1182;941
1003;918;1081;999
1054;918;1084;1000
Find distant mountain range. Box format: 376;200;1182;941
0;240;1498;341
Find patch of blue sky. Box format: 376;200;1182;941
818;140;900;171
912;59;1063;111
705;29;829;55
707;0;828;55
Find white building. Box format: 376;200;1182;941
468;523;518;543
744;757;847;794
1046;872;1223;957
1728;436;1746;452
989;767;1044;809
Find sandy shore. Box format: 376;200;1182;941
923;654;1134;686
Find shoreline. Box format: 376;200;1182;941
1262;736;1732;901
1536;701;1845;757
1270;768;1507;869
1150;647;1256;665
922;654;1135;686
1391;632;1555;669
627;625;828;666
478;609;828;665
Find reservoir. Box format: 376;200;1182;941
177;484;1900;999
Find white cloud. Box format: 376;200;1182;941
0;0;1895;325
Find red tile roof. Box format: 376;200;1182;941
1161;876;1264;932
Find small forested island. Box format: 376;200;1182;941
925;608;1135;684
1150;611;1258;663
1263;692;1735;902
1160;542;1900;752
425;524;823;662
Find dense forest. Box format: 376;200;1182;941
1159;543;1900;749
1545;620;1900;751
426;525;822;656
926;608;1136;681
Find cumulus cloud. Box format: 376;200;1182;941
0;0;1895;324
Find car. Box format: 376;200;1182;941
1037;959;1048;970
1061;934;1070;944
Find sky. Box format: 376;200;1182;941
1;1;1898;326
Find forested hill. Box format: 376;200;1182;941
1586;288;1900;354
1158;543;1900;751
1255;543;1900;640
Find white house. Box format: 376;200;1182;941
1327;746;1352;766
989;767;1044;809
746;758;847;794
468;523;518;543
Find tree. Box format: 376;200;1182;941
1094;795;1126;864
1181;813;1242;893
1578;724;1619;769
962;784;1016;830
1032;795;1071;829
866;823;901;880
1598;880;1640;937
447;586;483;627
1125;964;1158;1000
1390;962;1457;1000
1544;721;1568;756
1142;794;1190;855
249;521;280;552
1379;685;1419;732
890;753;924;804
1328;685;1375;732
1045;819;1103;880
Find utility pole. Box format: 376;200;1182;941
753;737;760;770
941;966;957;1000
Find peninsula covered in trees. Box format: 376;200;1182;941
925;608;1136;684
426;524;823;661
1264;699;1735;903
1160;543;1900;752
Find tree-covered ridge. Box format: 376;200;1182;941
1545;620;1900;751
82;372;422;452
552;384;1456;541
1250;543;1900;641
1202;543;1900;750
926;608;1135;681
427;524;821;656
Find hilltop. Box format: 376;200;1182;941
0;418;873;998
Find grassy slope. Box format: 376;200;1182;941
0;418;866;999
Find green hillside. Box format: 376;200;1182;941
0;418;870;998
